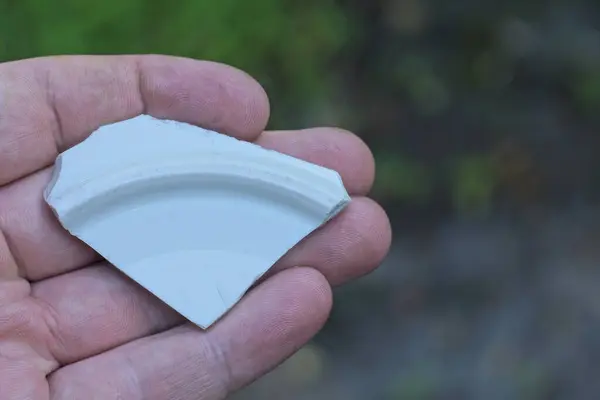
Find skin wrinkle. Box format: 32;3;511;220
42;67;65;154
0;298;60;375
157;334;228;400
0;280;30;306
28;296;65;373
122;351;146;400
0;225;20;279
204;328;234;397
0;222;27;280
134;57;148;116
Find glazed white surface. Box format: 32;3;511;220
45;115;351;328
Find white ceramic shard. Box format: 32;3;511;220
44;115;350;328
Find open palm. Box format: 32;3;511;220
0;55;391;399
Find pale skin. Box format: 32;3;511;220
0;55;392;399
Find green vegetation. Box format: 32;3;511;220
2;0;598;214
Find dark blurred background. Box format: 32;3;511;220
3;0;600;398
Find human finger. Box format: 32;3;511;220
0;54;270;186
48;268;332;400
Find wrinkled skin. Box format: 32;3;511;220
0;55;391;400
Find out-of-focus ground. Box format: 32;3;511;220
235;208;600;399
4;0;600;398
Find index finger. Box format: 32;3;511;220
0;55;270;185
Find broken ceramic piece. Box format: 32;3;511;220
44;115;350;328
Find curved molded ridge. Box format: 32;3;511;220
44;115;351;329
46;152;347;227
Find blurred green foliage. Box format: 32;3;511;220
374;153;434;204
2;0;600;216
385;363;440;400
0;0;349;127
394;54;450;115
449;156;495;215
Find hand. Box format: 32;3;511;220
0;55;391;399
